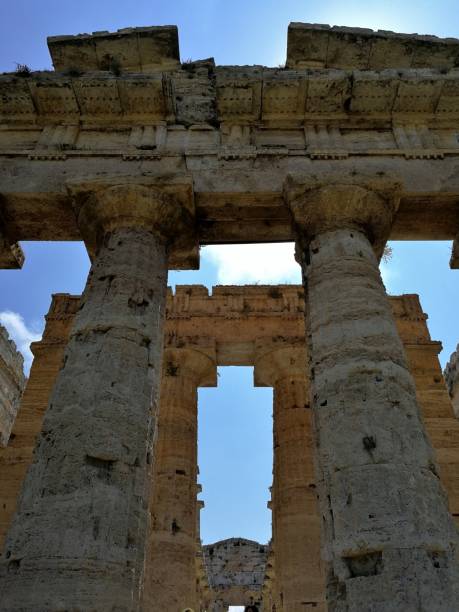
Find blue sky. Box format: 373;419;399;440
1;1;459;553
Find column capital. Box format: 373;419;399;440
284;175;401;253
163;344;217;387
67;176;198;269
254;337;306;387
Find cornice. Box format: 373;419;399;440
2;68;459;127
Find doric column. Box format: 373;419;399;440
143;344;216;611
286;178;459;610
255;340;325;611
0;180;196;610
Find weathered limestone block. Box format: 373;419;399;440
0;326;25;447
287;23;459;70
48;26;180;73
143;344;216;611
0;182;196;611
0;295;79;551
255;340;325;612
287;178;459;611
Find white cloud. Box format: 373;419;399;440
203;243;301;285
0;311;42;374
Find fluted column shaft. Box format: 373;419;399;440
0;182;195;611
143;346;216;611
288;180;459;611
255;345;325;612
274;377;324;612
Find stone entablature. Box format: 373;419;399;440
203;538;268;608
3;24;459;128
2;71;459;151
2;25;459;260
0;325;25;447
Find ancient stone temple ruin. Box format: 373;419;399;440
1;21;459;611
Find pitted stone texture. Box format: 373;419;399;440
0;228;168;611
143;346;216;611
298;225;459;610
0;326;25;447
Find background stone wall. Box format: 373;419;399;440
0;325;25;447
203;538;268;608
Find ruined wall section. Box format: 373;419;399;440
445;345;459;418
203;538;268;608
0;325;25;447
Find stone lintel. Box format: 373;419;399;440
48;26;180;73
67;175;198;270
287;22;459;70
